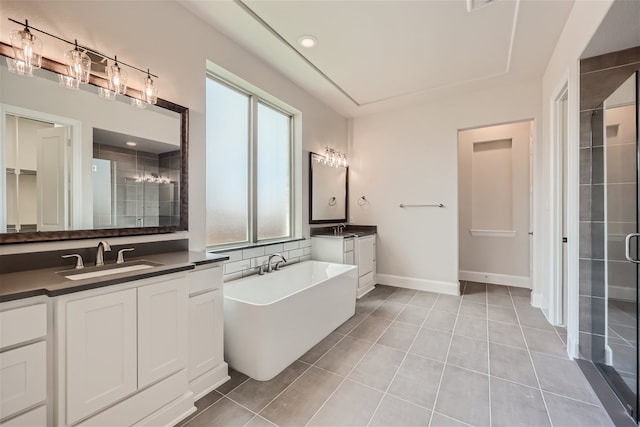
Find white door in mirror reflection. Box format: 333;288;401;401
1;111;71;233
92;159;114;227
37;127;70;231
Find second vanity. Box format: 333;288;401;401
0;242;228;427
311;225;377;298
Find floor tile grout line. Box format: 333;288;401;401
431;410;475;427
508;286;554;427
237;358;317;426
235;360;317;426
305;288;403;427
608;325;635;347
364;290;441;426
484;283;492;427
306;314;368;365
221;375;251;397
184;391;226;424
426;283;465;426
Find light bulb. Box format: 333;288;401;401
9;21;42;76
107;56;127;95
142;70;158;104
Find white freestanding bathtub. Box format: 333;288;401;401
223;260;358;381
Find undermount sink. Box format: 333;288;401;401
58;260;163;281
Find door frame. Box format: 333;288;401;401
548;68;581;358
550;83;569;326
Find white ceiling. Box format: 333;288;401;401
179;0;575;117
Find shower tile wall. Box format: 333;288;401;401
578;46;640;362
93;144;180;228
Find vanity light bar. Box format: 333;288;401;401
313;147;347;168
6;18;159;104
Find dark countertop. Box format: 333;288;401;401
311;224;377;238
0;251;228;303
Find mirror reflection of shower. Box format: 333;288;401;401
92;128;180;228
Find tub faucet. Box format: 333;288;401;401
267;253;286;273
96;240;112;267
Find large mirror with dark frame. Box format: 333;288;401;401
0;43;188;244
309;152;348;224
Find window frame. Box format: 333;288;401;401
206;72;296;249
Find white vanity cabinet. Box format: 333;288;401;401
312;234;376;298
311;236;355;265
54;272;192;427
356;235;376;297
0;298;48;427
188;263;228;400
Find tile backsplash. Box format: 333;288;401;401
213;239;312;282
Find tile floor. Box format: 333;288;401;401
181;283;615;427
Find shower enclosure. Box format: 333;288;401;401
603;71;639;417
579;47;640;421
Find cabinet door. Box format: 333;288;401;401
138;277;188;389
0;341;46;421
66;288;137;424
188;289;223;380
357;236;375;276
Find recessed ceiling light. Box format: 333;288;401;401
126;141;137;147
298;36;318;49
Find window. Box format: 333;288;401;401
206;75;294;247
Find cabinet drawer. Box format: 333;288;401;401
1;405;46;427
344;239;354;252
189;265;222;295
0;304;46;349
0;342;46;421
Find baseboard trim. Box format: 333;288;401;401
531;292;545;309
376;274;460;296
459;270;530;288
189;362;229;401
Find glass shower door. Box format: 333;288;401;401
603;71;639;418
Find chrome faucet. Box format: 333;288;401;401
334;223;346;235
96;240;112;266
267;253;286;273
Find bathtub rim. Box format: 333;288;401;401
223;261;357;307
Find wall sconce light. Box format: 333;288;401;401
8;19;42;76
315;146;347;168
6;18;160;107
